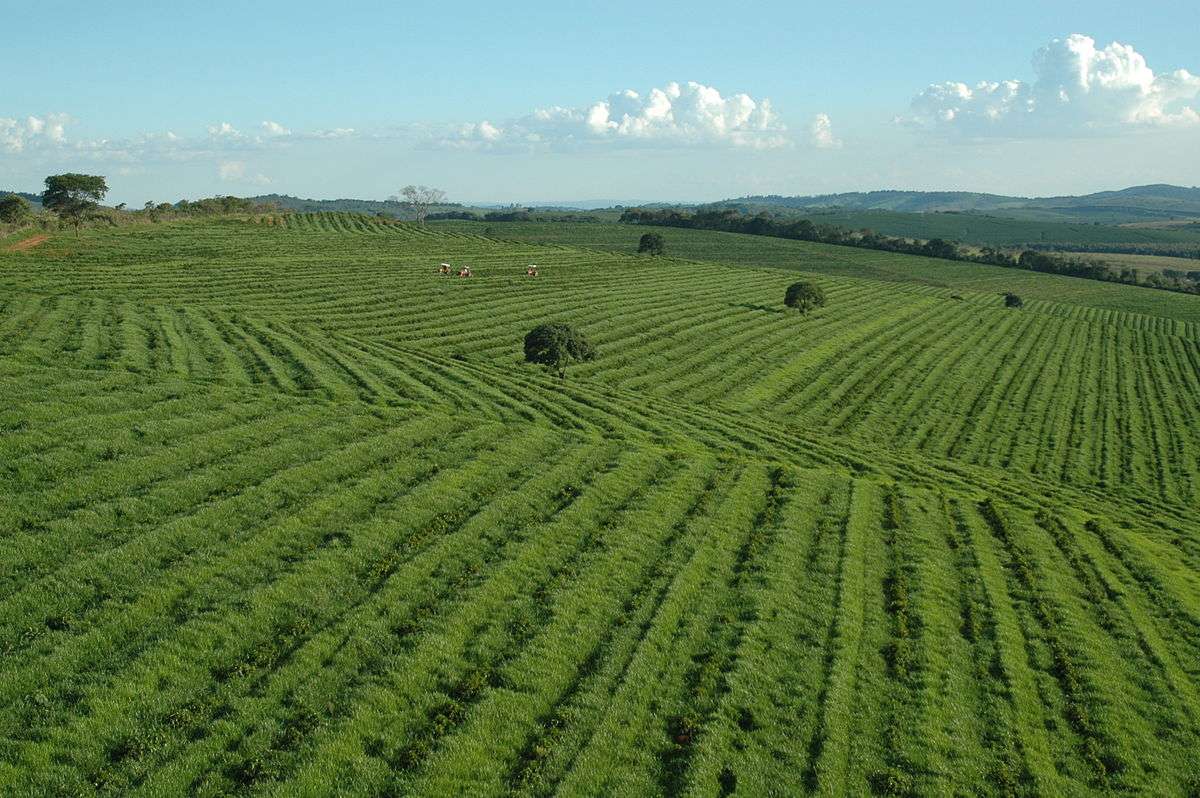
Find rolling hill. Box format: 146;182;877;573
720;184;1200;224
1;214;1198;795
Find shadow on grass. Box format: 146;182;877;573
730;302;787;314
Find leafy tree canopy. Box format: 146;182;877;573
41;174;108;233
523;323;595;379
784;281;827;314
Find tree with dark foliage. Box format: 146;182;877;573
785;281;827;315
524;323;595;379
637;232;665;256
0;194;31;224
41;174;108;235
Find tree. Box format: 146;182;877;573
41;173;108;235
1004;292;1024;309
784;281;827;315
392;185;446;225
0;194;31;224
638;232;665;256
523;323;595;379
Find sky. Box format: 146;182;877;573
2;0;1199;205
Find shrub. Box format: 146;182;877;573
637;233;665;256
1004;292;1024;309
0;194;31;224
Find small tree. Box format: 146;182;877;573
637;232;665;256
1004;292;1024;309
42;173;108;235
784;281;826;315
393;185;446;225
0;194;31;224
524;323;595;379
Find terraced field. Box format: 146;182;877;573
2;214;1198;795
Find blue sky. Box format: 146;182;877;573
3;0;1199;204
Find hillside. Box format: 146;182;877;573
691;208;1200;253
434;219;1200;320
1;215;1198;794
723;184;1200;224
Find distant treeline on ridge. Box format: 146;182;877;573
619;207;1200;296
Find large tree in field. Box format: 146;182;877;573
784;281;826;315
393;185;446;225
42;174;108;235
523;323;595;379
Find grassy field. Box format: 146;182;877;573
2;213;1198;795
436;219;1200;321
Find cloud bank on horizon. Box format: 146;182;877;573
445;81;790;151
905;34;1200;136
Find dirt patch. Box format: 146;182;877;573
5;234;50;252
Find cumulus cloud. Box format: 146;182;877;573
905;34;1200;136
311;127;356;139
207;121;243;139
809;113;841;149
217;160;271;185
443;81;788;151
261;120;291;136
0;113;70;153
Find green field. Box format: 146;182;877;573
436;219;1200;321
2;213;1199;795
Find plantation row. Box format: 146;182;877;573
1;362;1198;795
436;219;1200;323
3;216;1199;794
2;218;1198;505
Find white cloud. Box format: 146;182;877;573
809;113;841;149
217;160;271;185
443;81;788;151
0;113;70;153
311;127;356;139
905;34;1200;137
261;120;291;136
207;121;243;139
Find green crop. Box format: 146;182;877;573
1;214;1197;795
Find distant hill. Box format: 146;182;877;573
711;207;1200;255
718;184;1200;224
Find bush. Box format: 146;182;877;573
523;323;595;379
1004;292;1024;309
637;233;665;256
784;281;827;315
0;194;31;224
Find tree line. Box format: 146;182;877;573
619;208;1200;296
